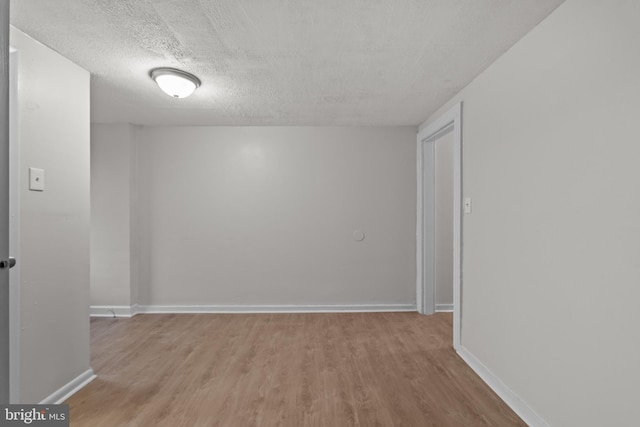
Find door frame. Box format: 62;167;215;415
9;46;20;403
0;0;9;403
416;102;462;349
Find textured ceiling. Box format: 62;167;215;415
10;0;565;126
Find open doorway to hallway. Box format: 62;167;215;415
416;102;462;349
434;129;454;313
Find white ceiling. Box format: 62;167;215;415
10;0;565;126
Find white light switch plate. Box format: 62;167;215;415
464;197;472;214
29;168;44;191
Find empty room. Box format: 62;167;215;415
1;0;639;426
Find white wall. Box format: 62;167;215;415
434;130;453;306
91;123;137;307
420;0;640;425
135;126;416;308
10;28;91;403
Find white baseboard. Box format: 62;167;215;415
435;304;453;312
90;304;139;318
456;345;550;427
39;368;96;405
136;304;417;314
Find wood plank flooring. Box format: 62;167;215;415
66;313;525;426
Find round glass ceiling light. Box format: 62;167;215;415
150;67;201;98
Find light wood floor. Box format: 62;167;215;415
66;312;525;426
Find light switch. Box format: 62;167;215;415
464;197;472;214
29;168;44;191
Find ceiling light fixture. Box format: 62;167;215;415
149;67;201;98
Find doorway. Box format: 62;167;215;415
434;129;454;312
416;102;462;349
